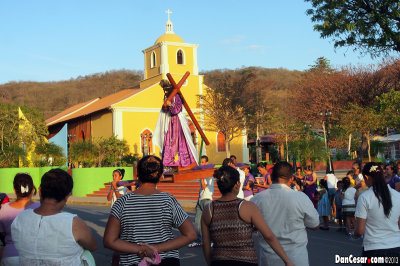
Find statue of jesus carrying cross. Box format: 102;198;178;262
153;72;209;168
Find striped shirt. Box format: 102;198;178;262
110;191;188;265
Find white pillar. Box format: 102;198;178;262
112;108;123;140
160;43;169;74
193;46;199;75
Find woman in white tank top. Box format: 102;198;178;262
11;169;97;266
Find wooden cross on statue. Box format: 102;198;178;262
163;72;210;146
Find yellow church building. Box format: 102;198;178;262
46;11;249;165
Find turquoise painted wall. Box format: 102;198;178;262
0;166;67;193
72;167;133;197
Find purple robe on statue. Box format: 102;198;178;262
161;95;196;167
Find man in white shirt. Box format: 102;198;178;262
189;155;214;247
223;157;245;199
251;161;319;266
324;169;338;216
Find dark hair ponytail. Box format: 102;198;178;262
113;169;125;180
362;162;392;217
342;177;350;192
257;162;267;169
14;173;36;198
213;166;239;195
319;179;328;191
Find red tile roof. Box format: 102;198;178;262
46;87;142;126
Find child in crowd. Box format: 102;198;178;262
346;170;355;187
340;177;357;237
242;164;255;200
317;179;330;230
333;180;344;231
106;169;135;207
106;169;131;266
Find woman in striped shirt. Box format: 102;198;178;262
103;155;197;266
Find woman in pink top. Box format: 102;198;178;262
0;173;39;266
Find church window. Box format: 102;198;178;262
150;51;156;68
141;129;153;156
177;49;184;65
217;131;226;152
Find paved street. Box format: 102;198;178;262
65;201;363;266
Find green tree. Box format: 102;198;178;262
19;105;50;166
34;142;66;166
305;0;400;56
375;89;400;130
339;104;382;162
102;136;130;167
0;103;48;167
0;104;21;167
267;106;301;161
288;130;328;167
69;136;130;167
370;140;386;159
69;140;96;167
121;153;139;167
92;137;112;167
241;78;274;142
20;105;49;139
308;57;334;73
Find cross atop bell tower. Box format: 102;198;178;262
165;9;174;33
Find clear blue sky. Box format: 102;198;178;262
0;0;394;84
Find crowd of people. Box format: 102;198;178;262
191;157;400;265
1;156;400;265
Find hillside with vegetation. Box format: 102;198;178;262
0;70;143;118
0;67;302;119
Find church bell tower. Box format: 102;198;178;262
140;10;199;89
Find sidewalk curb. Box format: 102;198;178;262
7;194;197;212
